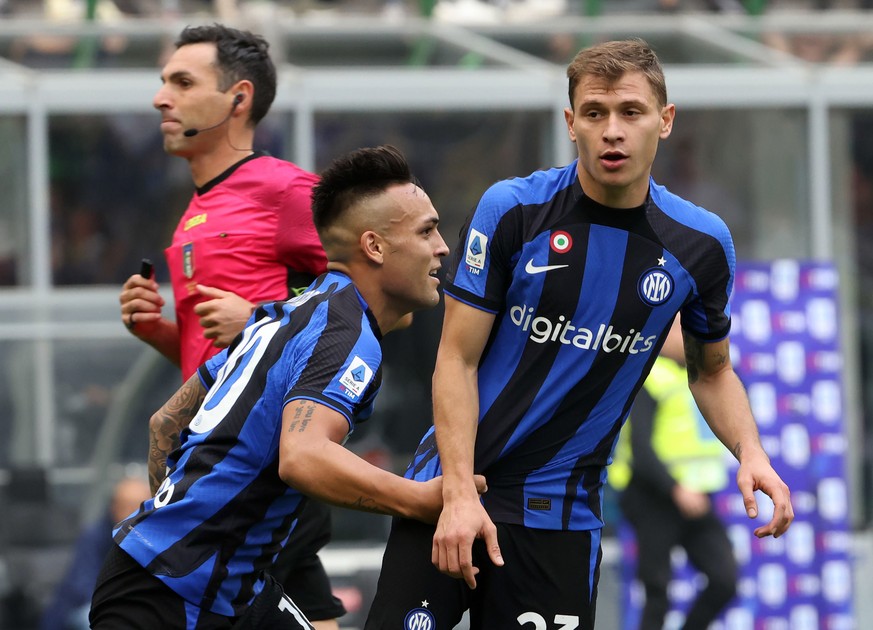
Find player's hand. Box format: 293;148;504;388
736;452;794;538
194;285;255;348
432;488;503;589
671;485;710;519
119;272;164;335
416;475;488;524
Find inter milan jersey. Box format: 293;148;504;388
406;161;735;532
165;152;328;379
114;271;382;617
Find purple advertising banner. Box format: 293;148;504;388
617;260;854;630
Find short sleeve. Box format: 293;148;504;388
445;181;521;313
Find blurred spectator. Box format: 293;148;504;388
38;475;151;630
0;220;16;286
7;0;141;69
764;30;873;65
48;116;178;286
610;319;738;630
853;113;873;524
656;0;746;12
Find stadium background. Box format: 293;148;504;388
0;1;872;628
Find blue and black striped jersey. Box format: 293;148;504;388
406;161;735;531
114;271;383;617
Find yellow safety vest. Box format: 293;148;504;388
609;357;728;493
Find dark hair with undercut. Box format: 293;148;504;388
566;38;667;109
311;145;417;235
176;23;276;125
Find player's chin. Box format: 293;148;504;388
412;289;441;311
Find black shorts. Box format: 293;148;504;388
231;573;314;630
90;544;315;630
270;499;346;621
365;518;602;630
90;544;234;630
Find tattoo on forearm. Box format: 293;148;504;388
347;496;382;514
149;419;179;493
148;375;206;493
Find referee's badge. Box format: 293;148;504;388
182;242;195;279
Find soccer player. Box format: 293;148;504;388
90;145;468;630
117;24;340;628
365;39;793;629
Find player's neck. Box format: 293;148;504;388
332;263;407;336
577;169;650;209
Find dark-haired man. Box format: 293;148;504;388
91;145;468;630
117;24;340;628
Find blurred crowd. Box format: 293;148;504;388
1;0;872;23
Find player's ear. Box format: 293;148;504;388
659;104;676;139
360;230;385;264
564;107;576;142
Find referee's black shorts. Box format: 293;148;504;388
365;518;602;630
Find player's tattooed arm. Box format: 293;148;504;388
280;398;461;522
148;374;207;494
682;331;729;385
285;399;315;434
683;331;753;460
284;401;385;511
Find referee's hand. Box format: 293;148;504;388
119;271;164;334
193;284;254;348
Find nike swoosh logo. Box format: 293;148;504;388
525;259;569;275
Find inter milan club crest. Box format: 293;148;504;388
404;602;435;630
638;256;674;305
182;242;195;279
550;230;572;253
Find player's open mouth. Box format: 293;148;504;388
600;152;627;169
601;151;626;161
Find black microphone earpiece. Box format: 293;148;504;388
183;94;244;138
